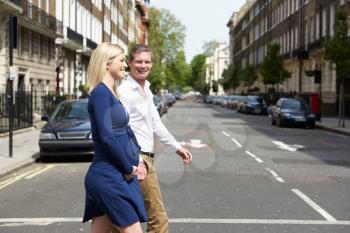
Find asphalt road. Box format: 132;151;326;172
0;101;349;233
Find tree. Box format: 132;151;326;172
240;64;258;90
221;64;240;92
164;51;191;91
148;7;186;92
202;40;221;56
324;10;350;127
190;54;207;94
259;43;291;90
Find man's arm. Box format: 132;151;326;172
151;100;192;164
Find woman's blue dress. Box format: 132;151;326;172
83;83;147;227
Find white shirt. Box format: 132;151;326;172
117;75;181;154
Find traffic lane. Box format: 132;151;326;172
154;147;338;222
0;162;87;219
169;222;350;233
217;113;350;220
0;223;89;233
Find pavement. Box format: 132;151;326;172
0;117;349;178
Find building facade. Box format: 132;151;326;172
0;0;149;97
205;43;229;95
228;0;350;115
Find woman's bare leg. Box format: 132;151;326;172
90;215;112;233
115;221;143;233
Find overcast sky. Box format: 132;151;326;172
150;0;246;62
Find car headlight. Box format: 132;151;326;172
308;113;316;118
40;132;56;140
89;133;93;139
282;113;291;118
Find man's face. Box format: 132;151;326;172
128;51;153;83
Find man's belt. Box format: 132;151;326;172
140;151;155;158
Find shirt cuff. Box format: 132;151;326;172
171;141;182;152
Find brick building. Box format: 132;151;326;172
227;0;350;115
0;0;149;96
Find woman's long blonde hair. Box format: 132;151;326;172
87;42;124;93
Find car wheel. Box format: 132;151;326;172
271;117;276;125
309;123;315;129
277;118;283;127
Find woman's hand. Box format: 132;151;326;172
124;166;138;181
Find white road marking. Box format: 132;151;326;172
0;167;43;190
292;189;337;222
272;141;305;152
1;218;350;226
222;131;230;137
231;138;242;148
24;165;55;179
180;139;207;149
245;151;264;163
265;167;285;183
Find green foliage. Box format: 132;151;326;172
164;51;191;91
190;54;207;93
240;64;258;88
182;86;193;93
147;7;187;92
221;64;240;91
259;43;291;85
324;10;350;79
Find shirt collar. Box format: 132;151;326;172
126;74;151;90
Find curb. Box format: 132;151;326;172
316;124;350;137
0;155;38;178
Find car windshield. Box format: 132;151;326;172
282;99;307;110
247;96;262;103
51;101;89;120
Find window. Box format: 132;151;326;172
330;4;335;37
322;8;327;37
315;12;320;40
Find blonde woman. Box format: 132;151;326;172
82;42;147;233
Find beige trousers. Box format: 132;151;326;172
112;154;169;233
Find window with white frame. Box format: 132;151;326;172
77;3;82;34
315;12;320;40
330;3;335;37
310;16;314;43
70;0;76;30
104;15;111;34
322;8;327;37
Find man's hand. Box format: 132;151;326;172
136;162;147;180
176;147;192;165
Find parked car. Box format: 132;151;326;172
237;95;267;114
271;98;316;128
39;99;93;158
153;95;165;117
227;95;243;109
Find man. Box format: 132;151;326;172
116;44;192;233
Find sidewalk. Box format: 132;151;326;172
316;117;350;137
0;118;349;178
0;126;41;177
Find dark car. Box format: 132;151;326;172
271;98;316;128
39;99;93;157
237;95;267;114
153;95;165;117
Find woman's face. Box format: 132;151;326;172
107;52;127;80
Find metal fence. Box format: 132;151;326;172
0;91;33;133
0;89;78;133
